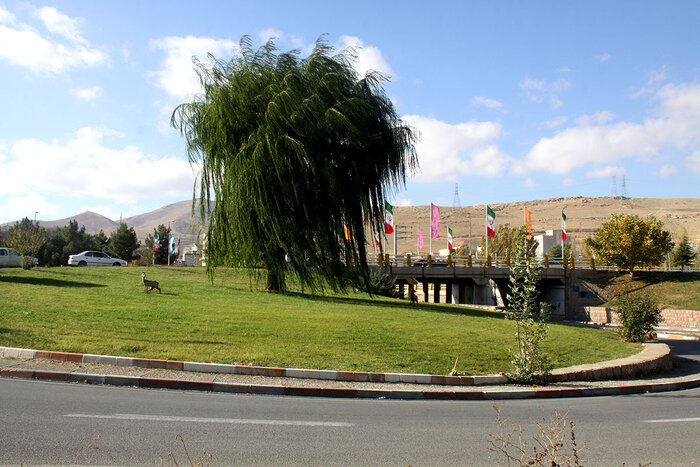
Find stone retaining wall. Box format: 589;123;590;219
583;306;699;330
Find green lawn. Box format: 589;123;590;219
0;267;639;375
602;272;700;310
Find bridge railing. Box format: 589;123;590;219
368;253;700;273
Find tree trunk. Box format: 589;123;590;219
266;269;285;293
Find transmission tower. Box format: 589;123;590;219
611;176;618;197
620;175;628;197
452;183;461;213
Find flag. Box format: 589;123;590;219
524;208;532;232
430;203;440;238
524;208;533;240
418;227;424;250
561;210;567;242
169;234;175;255
177;238;181;255
447;227;453;250
375;231;381;248
385;202;394;234
153;230;160;252
344;224;351;242
486;206;496;237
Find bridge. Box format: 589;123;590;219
367;254;666;320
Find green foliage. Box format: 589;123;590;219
671;233;696;271
505;226;551;384
362;269;399;298
107;223;141;262
7;217;45;266
585;213;673;278
545;242;572;260
479;225;538;258
172;36;417;292
152;224;176;265
38;220;94;266
92;230;109;252
613;294;662;342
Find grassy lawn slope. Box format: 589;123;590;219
0;267;638;375
601;272;700;310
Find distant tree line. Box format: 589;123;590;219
0;218;141;267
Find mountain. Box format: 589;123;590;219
1;211;120;234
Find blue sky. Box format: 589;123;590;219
1;1;698;223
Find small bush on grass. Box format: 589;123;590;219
613;294;662;342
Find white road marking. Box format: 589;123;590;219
65;413;352;426
643;417;700;423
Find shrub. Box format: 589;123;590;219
613;294;662;342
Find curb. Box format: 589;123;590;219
1;367;699;400
0;346;506;386
0;344;675;386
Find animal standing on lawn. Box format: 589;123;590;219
141;272;161;294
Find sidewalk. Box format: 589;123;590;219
1;345;699;400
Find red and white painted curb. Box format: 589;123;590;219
1;345;698;400
1;366;698;400
0;346;506;386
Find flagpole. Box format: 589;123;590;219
429;204;432;255
561;209;565;266
485;205;489;262
394;225;397;257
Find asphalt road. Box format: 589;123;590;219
1;375;698;466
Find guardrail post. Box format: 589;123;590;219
589;257;595;271
384;254;390;267
377;254;383;267
405;253;412;267
467;254;472;267
570;255;575;269
427;254;432;267
544;256;549;269
486;255;492;268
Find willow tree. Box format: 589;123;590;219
172;36;417;292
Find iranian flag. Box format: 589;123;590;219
447;227;453;250
486;206;496;238
561;210;567;242
385;202;394;234
375;231;381;248
153;230;160;252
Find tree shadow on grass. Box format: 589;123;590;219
0;276;104;288
599;272;700;299
284;291;504;319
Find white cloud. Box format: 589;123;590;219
520;77;570;108
632;65;668;98
150;35;238;100
402;115;512;182
688;151;700;173
472;96;507;113
338;35;394;79
523;178;537;188
35;6;84;44
576;111;615;126
0;6;16;24
396;198;413;207
71;85;102;100
546;116;569;128
658;164;677;177
594;53;611;62
586;166;626;178
521;82;700;175
0;127;196;207
562;178;574;186
0;5;106;73
0;193;62;223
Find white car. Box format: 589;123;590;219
68;251;127;267
0;247;38;267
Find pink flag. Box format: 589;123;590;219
430;203;440;238
418;227;424;250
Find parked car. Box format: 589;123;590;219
0;247;37;267
68;251;127;267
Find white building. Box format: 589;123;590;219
533;229;567;257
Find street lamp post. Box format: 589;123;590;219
34;211;37;223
